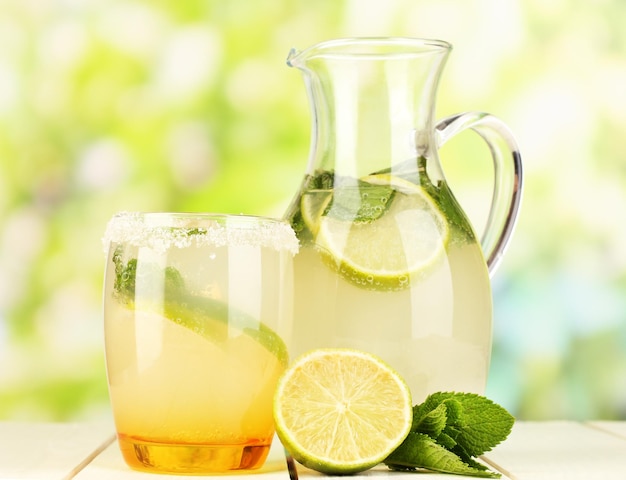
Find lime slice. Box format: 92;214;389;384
164;294;289;366
273;348;413;475
300;190;332;235
130;295;289;367
315;174;449;290
112;254;289;366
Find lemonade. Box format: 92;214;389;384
103;213;297;473
285;37;522;406
285;167;493;404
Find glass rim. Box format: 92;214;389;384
110;211;287;224
103;211;299;255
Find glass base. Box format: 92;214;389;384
117;434;272;473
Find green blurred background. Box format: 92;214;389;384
1;0;625;421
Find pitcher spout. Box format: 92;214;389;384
286;37;453;178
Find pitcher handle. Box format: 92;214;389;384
435;112;523;276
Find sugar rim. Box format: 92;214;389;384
103;212;300;255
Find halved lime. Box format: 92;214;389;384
312;174;449;290
273;348;413;475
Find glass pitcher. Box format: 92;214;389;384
283;37;522;402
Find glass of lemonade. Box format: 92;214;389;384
102;212;298;474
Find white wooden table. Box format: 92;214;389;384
1;421;625;480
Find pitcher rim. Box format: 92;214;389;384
287;37;452;67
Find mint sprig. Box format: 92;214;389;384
384;392;514;478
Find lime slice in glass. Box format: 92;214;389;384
132;294;290;367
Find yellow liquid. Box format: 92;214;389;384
104;242;290;473
288;180;493;404
292;243;492;404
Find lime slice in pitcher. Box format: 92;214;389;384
300;190;333;235
315;174;449;290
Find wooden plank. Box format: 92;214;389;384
588;421;626;440
482;421;626;480
16;420;626;479
0;421;115;480
74;435;291;480
293;464;510;479
77;434;509;479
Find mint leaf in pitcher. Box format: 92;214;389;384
302;169;397;224
324;182;396;223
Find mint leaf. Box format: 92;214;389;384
385;392;514;478
295;169;396;224
325;183;395;223
373;156;476;242
412;400;449;439
420;392;514;457
385;433;499;478
112;248;137;301
111;247;185;303
309;169;335;190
